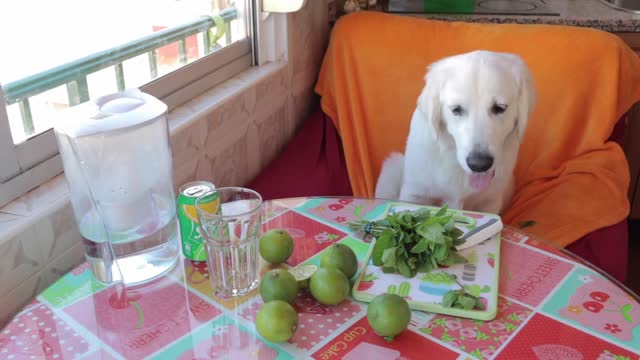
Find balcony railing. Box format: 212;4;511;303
2;7;237;137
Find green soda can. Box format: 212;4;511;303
177;181;220;260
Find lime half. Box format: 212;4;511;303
288;264;318;289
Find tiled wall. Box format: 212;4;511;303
0;0;330;327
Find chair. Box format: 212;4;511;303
249;12;640;284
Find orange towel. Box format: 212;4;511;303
315;11;640;247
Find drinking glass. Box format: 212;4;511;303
195;187;263;297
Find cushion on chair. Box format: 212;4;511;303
247;109;353;200
566;221;628;283
565;113;630;283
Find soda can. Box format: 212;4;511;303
177;181;220;260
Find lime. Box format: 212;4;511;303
309;267;350;305
320;243;358;279
260;269;299;305
256;300;298;343
259;229;294;264
367;293;411;340
288;264;318;289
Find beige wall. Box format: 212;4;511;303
0;0;330;326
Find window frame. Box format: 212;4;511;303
0;91;19;183
0;0;260;208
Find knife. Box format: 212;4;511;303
455;217;503;250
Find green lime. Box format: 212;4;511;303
259;229;294;265
320;243;359;279
256;300;298;343
260;269;299;305
288;264;318;289
309;267;350;305
367;293;411;340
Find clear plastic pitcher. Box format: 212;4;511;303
54;89;180;285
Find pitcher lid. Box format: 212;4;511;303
54;89;168;138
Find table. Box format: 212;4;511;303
1;196;639;359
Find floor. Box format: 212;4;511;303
627;220;640;295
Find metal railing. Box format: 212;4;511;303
3;7;237;136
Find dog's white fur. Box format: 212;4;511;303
375;50;536;214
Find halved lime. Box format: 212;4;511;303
288;264;318;289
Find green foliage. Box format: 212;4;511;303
439;274;485;311
348;204;468;278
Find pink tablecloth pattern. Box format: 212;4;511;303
1;197;639;360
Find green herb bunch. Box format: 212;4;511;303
347;205;468;278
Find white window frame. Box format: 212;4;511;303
0;95;20;183
0;0;288;208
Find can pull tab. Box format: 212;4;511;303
91;89;146;119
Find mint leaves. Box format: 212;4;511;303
518;220;536;229
348;205;467;278
442;290;484;310
441;274;485;310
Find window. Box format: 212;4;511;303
0;0;257;207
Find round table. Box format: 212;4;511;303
1;196;639;360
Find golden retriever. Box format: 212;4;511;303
374;50;536;214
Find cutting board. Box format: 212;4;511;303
351;202;502;321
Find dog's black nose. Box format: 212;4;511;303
466;152;494;172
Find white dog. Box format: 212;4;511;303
374;50;536;214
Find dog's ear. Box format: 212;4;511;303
417;63;446;139
510;56;536;141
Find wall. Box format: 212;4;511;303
0;0;330;326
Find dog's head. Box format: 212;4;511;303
417;50;536;191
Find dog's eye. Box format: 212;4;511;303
491;104;507;115
450;105;465;116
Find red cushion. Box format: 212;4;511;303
248;108;628;283
566;115;629;283
247;110;352;200
566;222;628;283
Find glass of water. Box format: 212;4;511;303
195;187;263;298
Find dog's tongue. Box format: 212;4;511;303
469;171;495;192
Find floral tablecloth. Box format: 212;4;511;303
1;197;639;360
